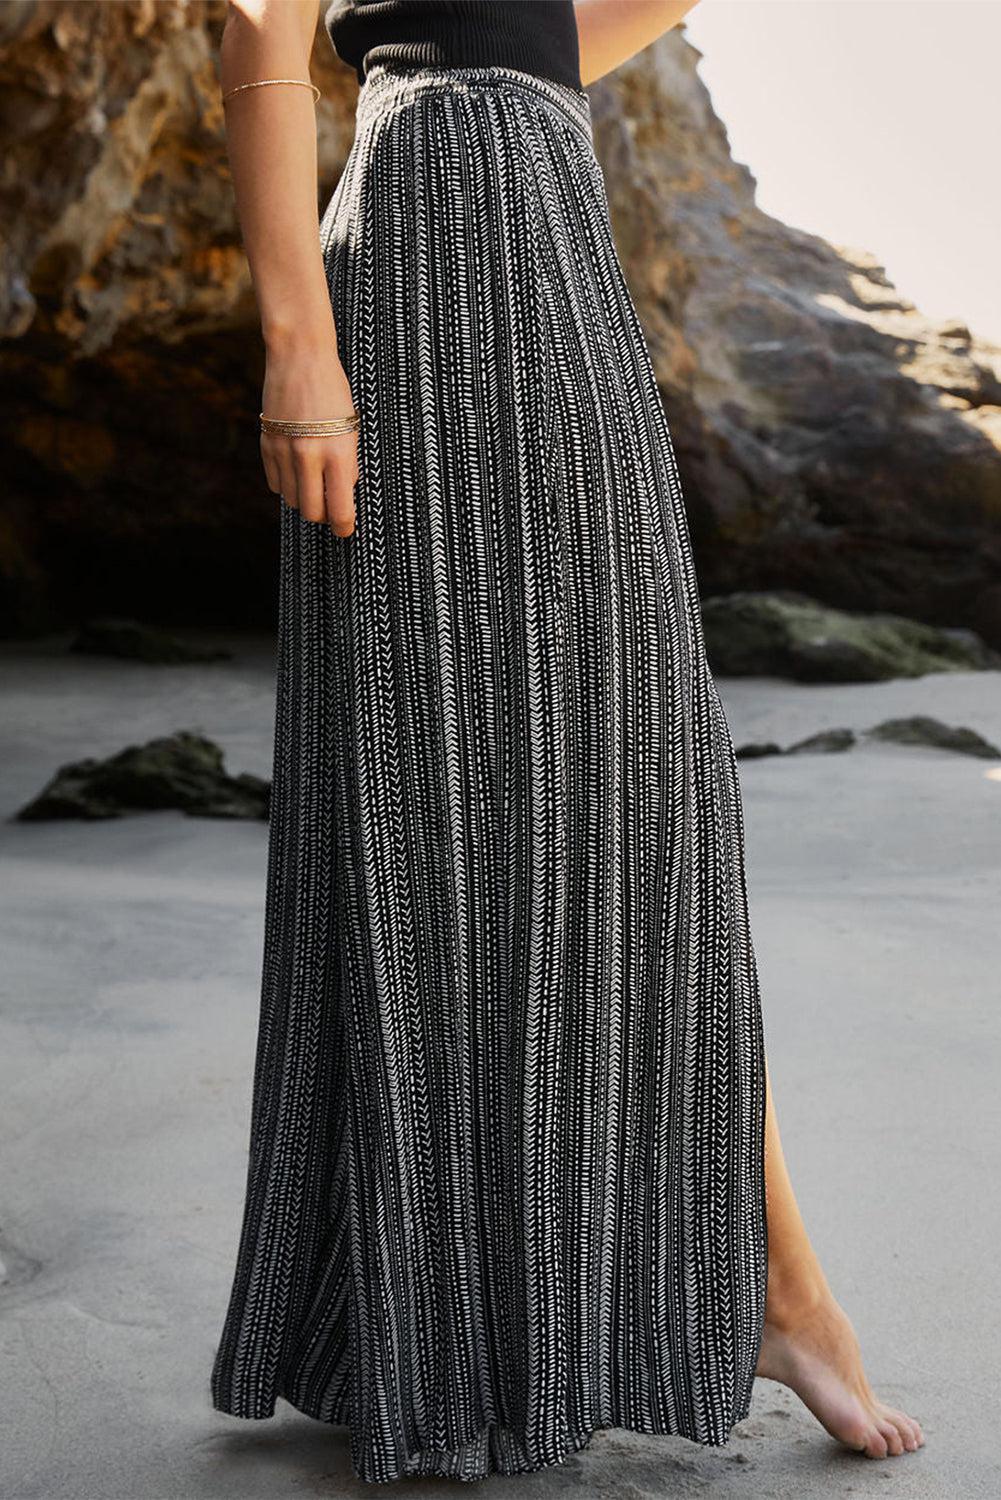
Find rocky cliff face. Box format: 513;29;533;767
1;1;999;640
593;41;1001;645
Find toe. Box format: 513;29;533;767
883;1404;922;1452
902;1416;923;1451
841;1418;871;1456
877;1418;904;1456
864;1426;889;1459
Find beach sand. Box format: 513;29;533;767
1;633;998;1498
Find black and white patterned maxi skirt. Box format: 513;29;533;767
210;61;769;1486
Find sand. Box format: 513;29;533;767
1;632;999;1498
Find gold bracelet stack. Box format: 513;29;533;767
223;78;321;106
260;411;361;437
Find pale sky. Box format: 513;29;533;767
684;0;1001;346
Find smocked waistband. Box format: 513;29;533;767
355;62;593;148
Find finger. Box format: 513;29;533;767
260;437;282;496
325;475;356;538
324;442;359;538
292;441;327;524
276;445;298;511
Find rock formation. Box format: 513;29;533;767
1;1;999;642
15;728;270;820
700;591;1000;681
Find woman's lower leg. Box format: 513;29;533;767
755;1055;926;1459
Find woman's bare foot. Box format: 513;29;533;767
756;1058;925;1458
756;1280;925;1458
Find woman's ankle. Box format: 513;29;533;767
765;1258;832;1330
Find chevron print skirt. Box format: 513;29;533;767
210;61;768;1485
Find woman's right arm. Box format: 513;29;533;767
573;0;702;86
221;0;359;537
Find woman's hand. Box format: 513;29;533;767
260;340;360;538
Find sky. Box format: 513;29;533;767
683;0;1001;345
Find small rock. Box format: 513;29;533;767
784;728;856;754
14;730;269;820
70;617;232;663
734;741;783;760
864;715;1000;759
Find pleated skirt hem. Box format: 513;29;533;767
259;1384;758;1485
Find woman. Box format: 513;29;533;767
210;0;924;1483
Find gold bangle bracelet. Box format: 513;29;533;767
223;78;321;106
260;411;361;437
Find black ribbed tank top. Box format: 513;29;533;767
324;0;583;93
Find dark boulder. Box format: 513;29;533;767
70;617;232;663
864;715;1000;759
702;591;1001;681
15;729;269;820
785;728;856;754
